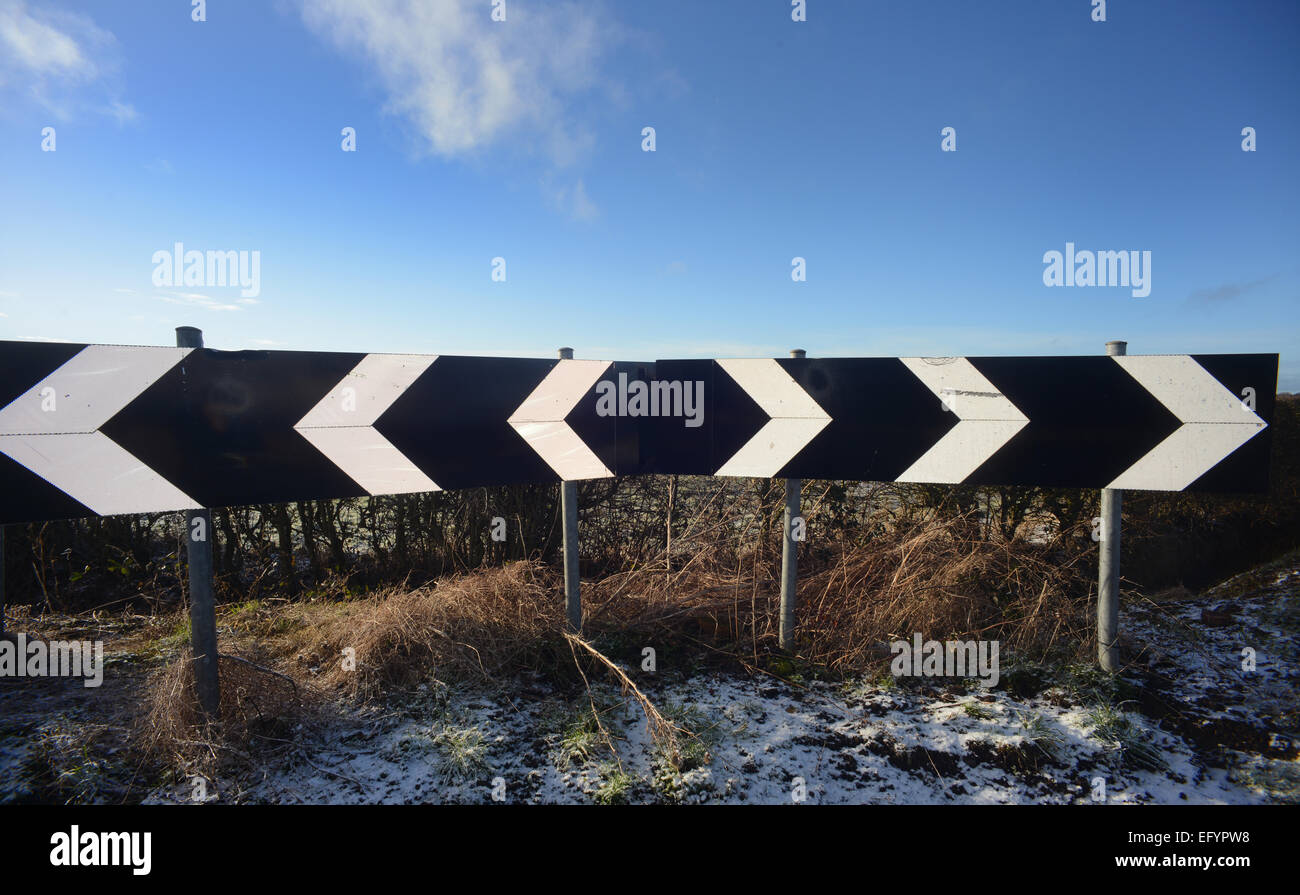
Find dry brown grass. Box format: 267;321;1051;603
138;647;312;781
143;516;1093;706
294;560;563;698
585;509;1094;672
134;510;1095;781
796;516;1094;672
136;562;564;777
564;632;688;767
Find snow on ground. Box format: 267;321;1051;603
7;555;1296;805
142;664;1266;805
143;554;1293;806
146;552;1299;805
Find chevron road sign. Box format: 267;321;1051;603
643;354;1277;493
0;340;1278;525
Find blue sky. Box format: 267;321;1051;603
1;0;1297;389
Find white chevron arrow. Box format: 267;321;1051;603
896;357;1029;484
0;345;201;515
294;353;440;495
714;358;831;477
508;359;614;480
1107;355;1268;491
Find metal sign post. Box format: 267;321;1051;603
1098;340;1127;672
557;347;582;634
0;525;6;640
175;326;220;716
779;349;806;652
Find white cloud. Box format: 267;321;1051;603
0;1;130;122
106;99;135;124
299;0;617;165
569;179;598;221
544;176;599;221
0;2;95;79
155;291;243;312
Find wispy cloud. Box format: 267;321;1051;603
1187;275;1275;304
0;0;131;122
544;176;599;221
155;291;243;312
0;1;96;79
106;98;135;124
299;0;618;166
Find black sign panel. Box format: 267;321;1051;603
0;340;1279;524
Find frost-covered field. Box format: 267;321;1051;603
5;556;1296;805
144;559;1299;805
143;674;1240;805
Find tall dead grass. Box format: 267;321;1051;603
138;647;310;781
136;508;1095;780
796;516;1094;671
587;509;1094;671
297;560;563;698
